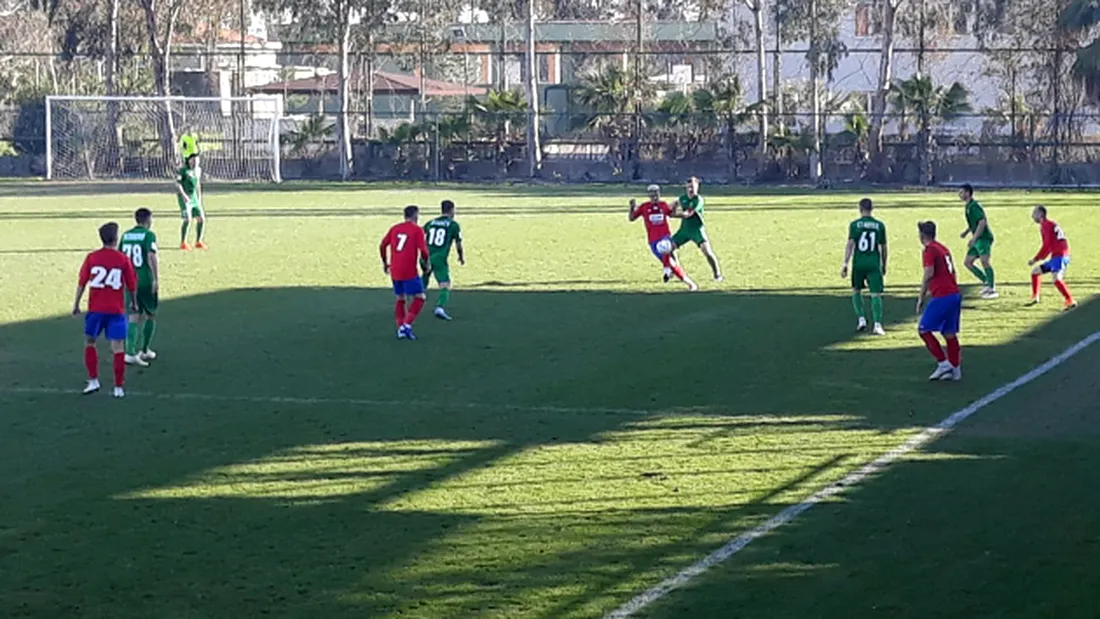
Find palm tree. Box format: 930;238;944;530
467;89;527;170
842;108;871;179
574;65;650;175
1062;0;1100;104
287;114;334;157
889;75;972;184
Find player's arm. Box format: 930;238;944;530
841;239;854;278
379;232;391;275
1030;225;1052;265
148;245;160;294
456;236;465;266
916;257;934;313
628;199;640;221
124;262;138;313
967;218;987;246
73;258;90;315
879;239;888;275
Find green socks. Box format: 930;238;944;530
851;293;865;319
180;220;190;244
195;221;205;242
141;319;157;352
421;272;431;288
871;296;884;325
967;264;987;284
438;288;451;308
984;266;995;289
125;322;140;355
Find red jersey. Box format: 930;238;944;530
632;200;673;243
922;241;960;298
1033;219;1070;261
78;248;137;314
380;221;428;281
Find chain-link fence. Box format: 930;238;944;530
2;33;1099;185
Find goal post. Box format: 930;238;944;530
45;95;283;182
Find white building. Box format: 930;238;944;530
724;2;996;132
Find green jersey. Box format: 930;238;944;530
848;216;886;268
965;199;993;241
424;216;462;260
677;194;705;231
120;226;158;285
177;165;199;198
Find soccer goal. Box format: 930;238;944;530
46;95;283;182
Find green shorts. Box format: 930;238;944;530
851;264;884;294
967;238;993;258
178;196;204;218
429;257;451;284
671;226;709;248
127;284;158;315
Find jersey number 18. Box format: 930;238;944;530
428;228;447;247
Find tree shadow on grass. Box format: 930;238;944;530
0;287;1096;619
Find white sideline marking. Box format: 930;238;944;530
606;330;1100;619
0;385;648;417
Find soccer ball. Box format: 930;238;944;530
655;238;674;255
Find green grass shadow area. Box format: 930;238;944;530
1;288;1098;619
637;302;1100;619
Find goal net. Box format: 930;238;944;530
46;95;283;182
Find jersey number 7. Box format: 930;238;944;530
395;233;408;251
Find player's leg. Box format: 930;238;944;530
103;314;128;397
867;268;886;335
1029;263;1044;304
82;314;102;394
193;205;207;249
432;260;453;320
179;202;193;250
978;247;996;297
963;249;987;287
124;315;148;366
400;278;428;340
918;299;952;380
940;294;963;381
1050;258;1076;309
665;252;697;291
140;312;158;360
850;268;867;331
697;233;722;281
393;280;408;336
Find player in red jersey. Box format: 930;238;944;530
916;221;963;382
72;222;138;397
629;184;697;291
1027;205;1077;310
380;205;430;340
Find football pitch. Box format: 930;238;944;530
2;182;1100;618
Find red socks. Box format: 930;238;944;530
113;352;126;388
671;265;686;281
406;297;426;325
945;336;961;367
1031;273;1041;298
394;300;407;327
1054;280;1073;303
84;346;98;379
920;332;946;362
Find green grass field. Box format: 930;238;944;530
2;182;1099;618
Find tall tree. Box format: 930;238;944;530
744;0;768;165
867;0;904;180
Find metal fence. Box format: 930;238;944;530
1;41;1099;186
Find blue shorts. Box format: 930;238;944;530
1041;256;1070;274
649;235;672;260
84;312;127;341
392;277;424;296
919;293;962;335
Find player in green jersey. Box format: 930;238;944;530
421;199;465;320
176;153;207;250
671;176;723;281
958;183;997;298
841;198;888;335
119;208;159;366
